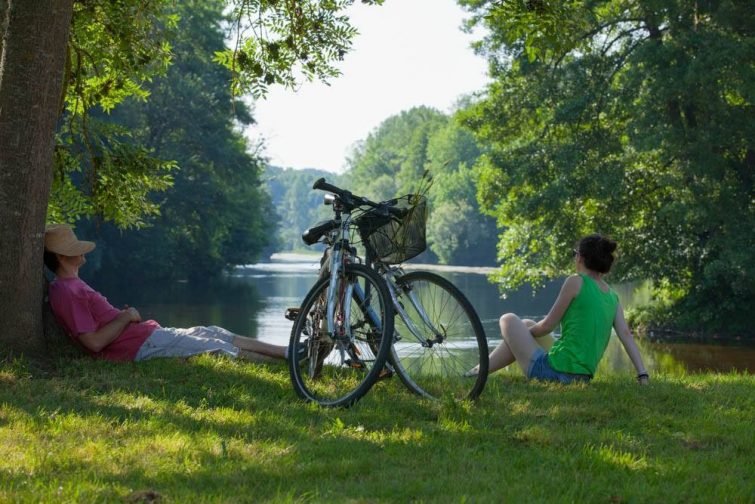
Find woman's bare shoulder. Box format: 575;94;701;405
564;274;583;288
558;274;583;298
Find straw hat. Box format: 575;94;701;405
44;224;96;256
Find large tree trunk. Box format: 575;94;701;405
0;0;73;357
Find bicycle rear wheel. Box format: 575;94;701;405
390;271;488;401
288;263;394;408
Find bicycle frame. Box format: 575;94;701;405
309;180;447;355
321;201;362;342
363;246;445;348
348;270;439;346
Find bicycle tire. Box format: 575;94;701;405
288;263;394;408
390;271;489;401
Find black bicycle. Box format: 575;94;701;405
287;178;488;407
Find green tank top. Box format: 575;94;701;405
547;274;619;376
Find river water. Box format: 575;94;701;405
104;257;754;376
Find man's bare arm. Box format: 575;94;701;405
78;307;141;353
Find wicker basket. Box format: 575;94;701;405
360;195;427;264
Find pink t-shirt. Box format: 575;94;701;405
48;277;159;361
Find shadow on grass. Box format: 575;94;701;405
1;354;445;444
1;356;753;501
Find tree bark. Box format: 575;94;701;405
0;0;73;357
1;0;9;61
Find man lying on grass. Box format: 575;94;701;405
44;224;290;363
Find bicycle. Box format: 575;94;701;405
287;178;489;407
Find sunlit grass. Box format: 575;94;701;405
1;355;753;502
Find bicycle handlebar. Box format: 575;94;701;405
312;177;407;217
312;177;344;196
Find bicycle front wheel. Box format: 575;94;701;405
288;263;394;408
391;271;489;401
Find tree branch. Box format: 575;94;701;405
551;17;646;70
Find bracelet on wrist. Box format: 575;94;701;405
637;372;649;380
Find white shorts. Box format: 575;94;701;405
134;325;240;361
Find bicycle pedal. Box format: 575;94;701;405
284;307;300;321
376;367;394;382
344;359;365;369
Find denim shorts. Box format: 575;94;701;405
134;325;240;361
527;348;591;384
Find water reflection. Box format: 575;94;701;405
93;275;267;337
94;259;753;376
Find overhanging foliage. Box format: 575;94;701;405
458;0;754;334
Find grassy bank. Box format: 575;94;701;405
1;356;753;503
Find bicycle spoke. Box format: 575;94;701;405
390;272;489;401
289;264;394;408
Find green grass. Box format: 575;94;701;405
1;356;753;503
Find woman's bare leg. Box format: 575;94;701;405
469;318;545;375
499;314;541;374
232;336;286;359
488;338;516;374
487;318;548;373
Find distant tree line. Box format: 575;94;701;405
343;106;498;266
266;106;499;267
264;166;334;254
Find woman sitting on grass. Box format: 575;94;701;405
467;234;649;385
44;224;290;363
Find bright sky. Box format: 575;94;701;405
247;0;489;173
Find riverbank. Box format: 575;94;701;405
638;326;755;345
268;252;497;274
1;356;753;502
